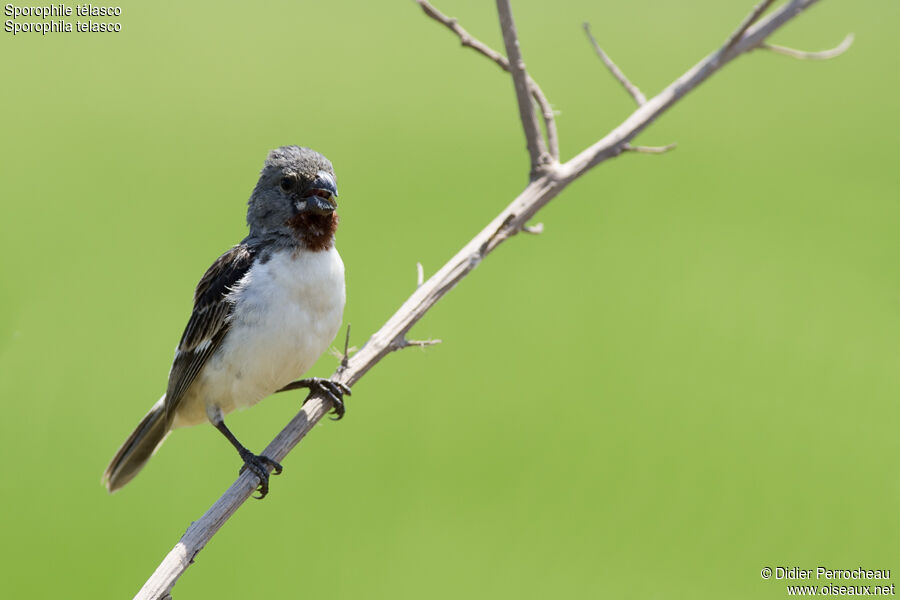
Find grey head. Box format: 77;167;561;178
246;146;339;250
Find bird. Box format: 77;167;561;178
103;145;350;498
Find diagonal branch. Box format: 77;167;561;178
761;33;854;60
583;22;647;106
414;0;559;163
495;0;551;178
135;0;842;597
562;0;826;178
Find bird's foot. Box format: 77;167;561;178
304;377;352;420
280;377;351;420
238;451;283;499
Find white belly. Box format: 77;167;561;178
172;246;345;428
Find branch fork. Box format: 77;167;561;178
415;0;559;173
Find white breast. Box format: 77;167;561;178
172;246;345;427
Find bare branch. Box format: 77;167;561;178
562;0;827;179
495;0;551;177
416;262;424;288
623;143;678;154
415;0;506;69
761;33;854;60
388;335;442;352
137;1;838;597
583;23;647;106
722;0;776;55
398;338;443;350
415;0;559;162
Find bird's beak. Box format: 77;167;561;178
297;171;338;215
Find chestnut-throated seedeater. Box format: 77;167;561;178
103;146;350;498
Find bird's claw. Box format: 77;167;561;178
300;377;352;420
238;452;283;499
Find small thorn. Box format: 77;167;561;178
341;324;352;369
522;222;544;235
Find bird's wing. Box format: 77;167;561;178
163;243;256;421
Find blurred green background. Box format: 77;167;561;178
1;0;896;597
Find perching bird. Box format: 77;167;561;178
103;146;349;498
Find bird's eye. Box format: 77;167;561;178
280;175;298;192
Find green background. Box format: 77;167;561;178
1;1;896;597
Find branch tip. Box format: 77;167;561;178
623;142;678;155
521;222;544;235
583;22;647;106
761;33;854;60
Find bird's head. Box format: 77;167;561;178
247;146;339;250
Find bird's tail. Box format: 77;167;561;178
102;396;170;493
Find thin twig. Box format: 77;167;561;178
416;262;424;288
340;324;352;369
415;0;507;70
521;222;544;235
415;0;559;162
623;143;678;154
395;337;443;350
562;0;827;178
583;23;646;105
327;325;354;367
722;0;776;55
761;33;854;60
495;0;551;177
136;1;840;597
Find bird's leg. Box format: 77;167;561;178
277;377;352;420
208;406;282;499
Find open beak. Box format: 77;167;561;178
298;171;338;215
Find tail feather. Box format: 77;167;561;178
102;397;170;493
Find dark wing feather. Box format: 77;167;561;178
163;244;256;420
